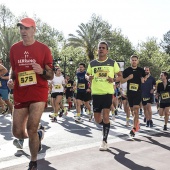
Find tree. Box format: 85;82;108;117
161;30;170;55
67;14;113;61
108;29;135;67
136;38;169;79
0;5;64;68
0;27;20;68
0;5;19;68
0;4;16;29
57;46;86;79
35;16;64;54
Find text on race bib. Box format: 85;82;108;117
78;83;85;89
161;92;170;99
129;83;139;91
96;70;108;79
18;70;37;87
67;84;71;87
54;84;61;89
143;98;150;101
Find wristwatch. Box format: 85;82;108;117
42;70;47;75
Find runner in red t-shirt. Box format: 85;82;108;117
7;17;54;170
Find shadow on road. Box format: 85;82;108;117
133;132;170;151
38;158;57;170
0;114;52;141
108;147;154;170
0;115;13;140
56;117;93;138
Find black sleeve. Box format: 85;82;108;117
123;69;128;79
153;78;156;86
157;83;161;94
142;68;146;77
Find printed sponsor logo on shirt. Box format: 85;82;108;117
18;51;36;66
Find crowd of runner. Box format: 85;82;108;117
0;17;169;170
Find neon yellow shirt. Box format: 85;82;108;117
87;58;120;95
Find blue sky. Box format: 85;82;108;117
1;0;170;46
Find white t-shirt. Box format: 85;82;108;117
51;75;65;93
120;82;127;95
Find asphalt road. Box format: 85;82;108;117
0;105;169;170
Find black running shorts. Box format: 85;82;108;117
160;103;170;108
92;94;112;113
76;92;91;102
127;92;142;107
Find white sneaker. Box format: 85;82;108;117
110;120;114;126
112;114;115;121
49;113;57;118
13;139;24;149
88;113;93;121
74;116;83;123
126;120;130;126
99;141;108;151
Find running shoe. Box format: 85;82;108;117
38;125;45;152
13;139;24;149
49;113;57;118
112;114;115;121
74;116;83;123
143;117;146;122
1;106;8;114
114;109;118;116
88;113;93;121
139;109;142;115
126;119;130;126
28;161;37;170
99;141;108;151
146;120;150;127
59;110;64;117
129;128;136;137
110;120;114;126
150;120;153;127
163;125;167;131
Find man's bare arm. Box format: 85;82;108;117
0;64;8;76
121;74;133;83
41;65;54;80
32;63;54;80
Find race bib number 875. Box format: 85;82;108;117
18;70;37;87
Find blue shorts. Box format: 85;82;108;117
0;89;9;100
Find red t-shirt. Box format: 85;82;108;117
10;40;53;103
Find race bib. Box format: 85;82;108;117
143;98;150;101
54;84;61;89
67;83;71;87
96;71;108;78
129;83;139;91
78;83;85;89
161;92;170;99
18;70;37;87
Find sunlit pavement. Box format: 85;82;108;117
0;104;169;170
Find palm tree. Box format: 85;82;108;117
68;14;113;61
